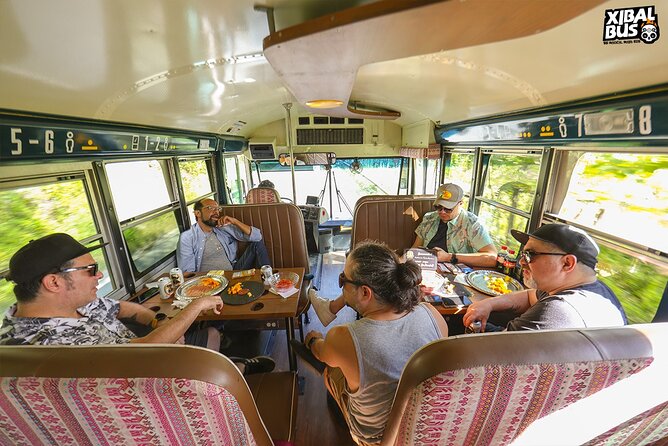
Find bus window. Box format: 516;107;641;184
477;202;528;252
413;158;441;195
482;153;541;213
223;155;249;204
550;151;668;323
553;152;668;254
0;179;110;314
443;152;475;195
179;158;213;203
105;160;180;277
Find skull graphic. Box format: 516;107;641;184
640;23;659;43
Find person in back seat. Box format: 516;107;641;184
412;183;497;267
310;182;497;327
177;198;271;273
0;233;274;375
304;241;448;446
463;224;627;331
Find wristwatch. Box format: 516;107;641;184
450;253;459;264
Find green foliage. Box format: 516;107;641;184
584;154;668;179
180;160;211;202
124;212;180;274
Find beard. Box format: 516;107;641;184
202;217;218;227
522;270;538;289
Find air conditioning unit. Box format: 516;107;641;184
291;115;400;149
248;138;277;160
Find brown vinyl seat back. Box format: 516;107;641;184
351;197;435;252
354;194;435;210
0;344;296;446
219;203;310;314
381;323;668;446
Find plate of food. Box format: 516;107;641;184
220;280;266;305
465;270;523;296
175;274;228;300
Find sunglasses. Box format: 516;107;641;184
434;203;459;213
519;250;567;264
59;263;99;276
338;271;365;289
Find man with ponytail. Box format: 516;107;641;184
304;241;448;446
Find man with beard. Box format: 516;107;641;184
177;198;271;273
463;224;627;331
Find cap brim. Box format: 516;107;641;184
433;199;459;208
511;229;530;245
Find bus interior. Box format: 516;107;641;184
1;0;667;445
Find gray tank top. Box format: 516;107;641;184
346;302;442;444
199;233;232;272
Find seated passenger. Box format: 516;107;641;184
304;241;448;446
412;183;496;267
0;233;274;375
177;198;271;273
463;224;627;331
310;182;496;327
257;179;275;188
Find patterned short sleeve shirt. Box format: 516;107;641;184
0;297;137;345
415;209;494;253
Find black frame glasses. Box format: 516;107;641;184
434;203;460;213
338;272;365;289
59;263;99;276
519;250;567;264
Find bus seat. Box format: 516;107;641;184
353;194;435;211
0;344;297;446
351;197;435;252
219;203;312;339
381;323;668;446
246;187;281;204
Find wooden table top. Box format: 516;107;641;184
140;267;305;321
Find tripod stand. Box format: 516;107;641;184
318;165;352;218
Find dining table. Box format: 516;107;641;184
139;267;305;371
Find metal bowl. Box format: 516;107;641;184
175;274;228;300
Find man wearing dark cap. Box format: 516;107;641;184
412;183;497;267
463;224;627;331
0;233;276;374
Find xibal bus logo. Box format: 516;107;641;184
603;5;660;44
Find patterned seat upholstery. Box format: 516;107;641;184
246;187;281;204
0;344;297;446
381;323;668;446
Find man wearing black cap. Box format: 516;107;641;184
463;224;627;331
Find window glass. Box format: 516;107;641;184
597;244;667;324
481;154;540;212
443;153;475;195
179;159;212;203
414;159;441;194
224;156;247;204
477;202;528;252
123;212;180;275
106;160;171;221
0;179;107;315
554;152;668;253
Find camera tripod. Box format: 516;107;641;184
318;166;351;218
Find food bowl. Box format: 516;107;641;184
268;271;299;293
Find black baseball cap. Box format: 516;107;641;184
511;224;599;269
7;233;105;283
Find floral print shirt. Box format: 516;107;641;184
0;297;136;345
415;209;494;253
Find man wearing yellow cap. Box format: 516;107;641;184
412;183;497;267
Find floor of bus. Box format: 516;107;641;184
222;231;358;445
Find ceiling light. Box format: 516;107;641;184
306;99;343;109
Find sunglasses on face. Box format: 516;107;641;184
59;263;99;276
338;271;365;289
519;250;567;264
434;203;460;213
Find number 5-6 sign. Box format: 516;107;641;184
4;126;76;156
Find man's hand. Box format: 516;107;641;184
432;247;451;262
463;300;493;332
220;216;239;226
193;295;224;315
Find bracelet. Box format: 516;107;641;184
307;336;321;350
150;318;159;329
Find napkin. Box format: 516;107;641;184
172;299;191;309
273;286;298;298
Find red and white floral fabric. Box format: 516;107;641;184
0;377;257;446
393;359;652;446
